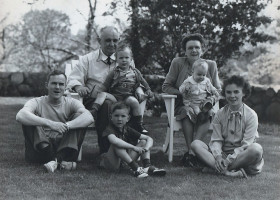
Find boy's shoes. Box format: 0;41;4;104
140;124;149;134
134;124;149;134
44;160;77;172
202;101;213;112
60;161;77;171
44;160;58;173
134;167;149;178
143;166;166;176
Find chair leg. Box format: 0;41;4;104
163;127;170;153
77;146;82;161
168;128;174;163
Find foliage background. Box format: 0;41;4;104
0;0;279;86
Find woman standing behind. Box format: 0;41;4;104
191;75;264;177
162;33;221;167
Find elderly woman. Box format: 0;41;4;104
191;76;264;177
162;33;221;167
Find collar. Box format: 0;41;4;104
229;104;244;113
99;49;116;62
115;65;133;72
110;122;127;134
228;104;244;120
189;76;208;84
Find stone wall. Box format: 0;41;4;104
0;72;48;97
245;85;280;123
0;72;279;123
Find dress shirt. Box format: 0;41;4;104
66;49;116;98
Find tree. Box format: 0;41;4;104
0;14;9;65
3;9;79;72
85;0;98;52
125;0;275;73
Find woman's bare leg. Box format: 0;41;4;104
181;117;194;154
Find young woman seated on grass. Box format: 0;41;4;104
191;75;264;178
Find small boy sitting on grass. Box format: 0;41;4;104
99;102;166;178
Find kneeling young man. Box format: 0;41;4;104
99;102;166;178
16;70;94;172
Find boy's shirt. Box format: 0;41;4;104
102;66;151;93
102;123;141;146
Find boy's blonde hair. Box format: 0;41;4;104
115;43;133;58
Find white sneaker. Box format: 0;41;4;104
143;166;166;176
60;161;77;171
134;167;148;178
44;160;58;173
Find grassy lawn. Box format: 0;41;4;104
1;104;280;200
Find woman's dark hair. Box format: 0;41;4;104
222;75;251;100
181;33;205;51
111;101;130;114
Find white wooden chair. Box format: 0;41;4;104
161;94;219;162
64;60;147;161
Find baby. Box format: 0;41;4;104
178;59;220;123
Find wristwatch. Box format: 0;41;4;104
65;122;70;131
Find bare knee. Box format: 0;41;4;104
247;143;263;160
137;139;147;147
191;140;205;153
96;92;107;100
125;96;139;107
112;145;125;154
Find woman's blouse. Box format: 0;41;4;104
209;104;259;165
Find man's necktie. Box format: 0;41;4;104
106;56;111;65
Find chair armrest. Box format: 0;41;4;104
64;89;83;102
70;93;82;101
161;93;177;99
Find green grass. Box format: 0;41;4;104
1;104;280;200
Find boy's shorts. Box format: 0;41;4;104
99;145;121;171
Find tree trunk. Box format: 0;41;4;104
85;0;97;52
130;0;141;68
